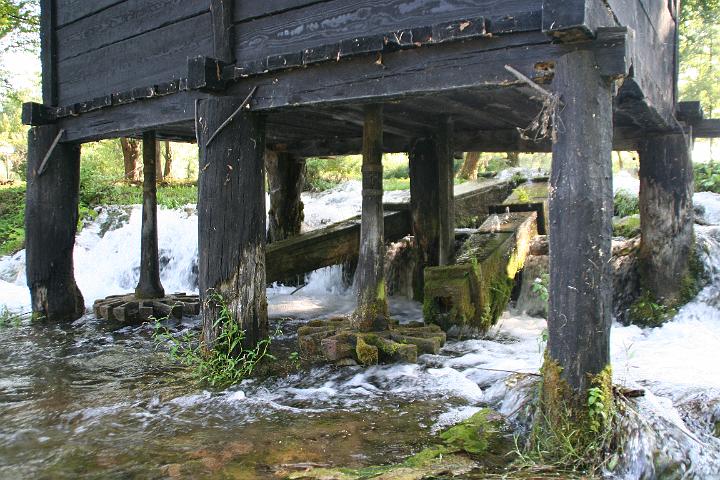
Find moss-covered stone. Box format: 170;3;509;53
355;335;379;366
613;214;640;238
439;410;505;456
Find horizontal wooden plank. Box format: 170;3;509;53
233;0;542;64
693;119;720;139
234;0;330;22
56;0;208;61
56;0;125;27
57;13;213;106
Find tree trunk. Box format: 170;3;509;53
267;150;306;243
638;133;694;305
458;152;482;180
163;141;173;179
197;96;268;350
545;50;613;408
135;131;166;300
506;152;520;167
120;138;140;182
25;125;85;321
353;104;388;331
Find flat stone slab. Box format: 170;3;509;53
93;292;200;323
297;318;446;366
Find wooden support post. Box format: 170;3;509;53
437;117;455;266
546;50;613;405
638;133;694;305
197;95;267;349
353;104;388;332
267;150;306;243
409;118;455;300
26;125;84;321
135;131;165;299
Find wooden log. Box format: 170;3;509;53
638;133;694;305
353;104;387;332
437;117;455;266
135;131;166;299
25;125;85;321
198;95;268;349
546;50;613;398
266;150;306;243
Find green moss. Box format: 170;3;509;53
628;289;677;328
527;357;617;473
439;409;504;456
355;335;379;366
612;214;640;238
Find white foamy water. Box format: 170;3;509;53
3;180;720;477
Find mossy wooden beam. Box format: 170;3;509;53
423;212;538;335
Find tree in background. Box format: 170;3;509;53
0;0;38;50
119;138;140;182
679;0;720;116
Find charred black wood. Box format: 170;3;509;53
26;125;84;321
135;131;166;300
267;151;305;243
198;96;268;349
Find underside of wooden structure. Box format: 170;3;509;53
22;0;714;403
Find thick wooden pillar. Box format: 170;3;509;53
135;131;165;299
546;50;613;398
409;118;455;300
26;125;85;321
353;104;388;331
267;150;306;243
198;96;267;348
638;133;694;305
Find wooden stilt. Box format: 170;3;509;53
437;117;455;266
197;95;268;349
546;50;613;397
25;125;85;321
409;117;455;300
353;104;387;332
135;131;165;299
638;133;694;305
267;150;306;243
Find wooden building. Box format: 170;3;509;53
22;1;718;402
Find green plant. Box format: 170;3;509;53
0;305;22;327
531;274;549;302
153;292;277;388
628;290;676;327
695;161;720;193
587;387;607;433
613;190;639;218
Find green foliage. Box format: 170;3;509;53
680;0;720;116
304;156;362;191
531;273;549;303
0;182;24;254
0;304;22;327
1;86;38;180
153;292;276;388
694;161;720;193
613;190;639;218
587;387;608;433
628;290;676;328
0;0;38;51
514;186;531;203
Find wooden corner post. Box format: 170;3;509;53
638;132;694;305
197;95;268;349
267;151;306;243
545;49;614;408
353;104;388;331
26;125;85;321
135;131;166;299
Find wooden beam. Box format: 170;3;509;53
197;96;268;349
541;0;616;40
26;124;84;321
693;118;720;138
40;0;57;105
353;104;387;331
437;117;455;266
135;131;166;300
211;0;235;63
546;50;613;398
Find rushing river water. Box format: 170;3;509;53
1;175;720;478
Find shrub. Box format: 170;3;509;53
695;161;720;193
613;190;639;218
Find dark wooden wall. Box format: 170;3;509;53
54;0;212;106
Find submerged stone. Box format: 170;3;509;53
297;318;445;366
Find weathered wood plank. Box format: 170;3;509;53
232;0;542;64
55;0;123;28
56;0;208;62
541;0;616;39
40;0;57;105
234;0;328;21
57;13;212;106
211;0;235;63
